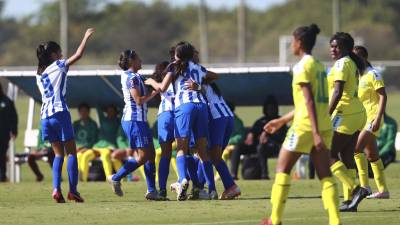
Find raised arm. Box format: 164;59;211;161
66;28;95;66
145;72;173;93
328;81;344;115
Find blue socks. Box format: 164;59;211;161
52;156;64;191
67;155;78;193
112;159;139;181
144;162;156;193
197;160;206;189
176;155;187;183
202;161;216;192
215;160;235;190
186;155;200;187
158;156;170;191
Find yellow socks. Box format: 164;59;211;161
80;150;96;181
354;153;369;188
270;173;291;225
111;158;123;172
371;159;388;192
97;148;113;178
321;177;341;225
331;161;357;194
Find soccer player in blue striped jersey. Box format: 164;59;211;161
152;61;176;199
203;83;241;200
109;50;161;200
145;41;218;201
35;28;95;203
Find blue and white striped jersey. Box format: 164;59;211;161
204;85;233;119
173;61;207;108
36;60;69;119
158;83;175;115
121;70;148;122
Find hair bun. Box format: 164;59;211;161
309;24;320;35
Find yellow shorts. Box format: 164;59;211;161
363;119;383;137
331;111;366;135
282;127;333;154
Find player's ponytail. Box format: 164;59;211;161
330;32;366;75
36;41;61;75
293;23;320;53
118;49;137;71
174;41;194;76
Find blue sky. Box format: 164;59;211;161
2;0;287;18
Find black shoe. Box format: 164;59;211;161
347;186;369;211
159;189;167;198
339;200;356;212
187;187;200;200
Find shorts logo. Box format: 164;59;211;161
332;115;342;131
284;129;298;151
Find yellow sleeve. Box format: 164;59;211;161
371;71;385;90
333;58;348;82
293;61;311;84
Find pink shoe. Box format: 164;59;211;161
366;191;390;199
52;189;65;203
220;184;241;200
67;192;85;203
259;218;281;225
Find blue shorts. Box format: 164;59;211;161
174;103;209;139
209;116;234;149
157;111;175;143
41;111;74;143
121;120;153;150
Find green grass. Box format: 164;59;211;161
1;159;400;225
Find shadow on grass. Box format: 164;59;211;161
237;195;321;200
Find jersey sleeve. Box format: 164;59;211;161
333;58;348;82
371;70;385;90
56;59;69;73
127;76;140;90
293;61;311;84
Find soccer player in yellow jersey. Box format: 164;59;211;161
260;24;341;225
353;46;389;199
327;32;369;212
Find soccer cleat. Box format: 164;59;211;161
67;192;84;203
209;190;218;200
366;191;390;199
339;200;355;212
159;189;169;200
346;185;369;211
259;218;281;225
198;189;211;200
170;182;179;193
145;191;164;201
220;184;241;200
176;179;189;201
108;175;124;197
188;187;200;200
364;186;372;196
52;189;65;203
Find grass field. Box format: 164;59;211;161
0;159;400;225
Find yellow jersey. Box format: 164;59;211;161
358;67;385;122
327;56;365;115
292;55;332;132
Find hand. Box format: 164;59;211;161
84;28;95;39
259;131;269;144
313;133;327;152
244;133;254;146
184;79;199;91
264;119;284;134
371;119;380;132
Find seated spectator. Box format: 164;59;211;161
230;96;287;179
377;113;397;168
79;105;119;181
27;125;54;182
74;103;99;180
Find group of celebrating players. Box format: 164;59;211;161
35;22;389;225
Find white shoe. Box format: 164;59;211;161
170;182;179;193
366;191;390;199
176;179;189;201
209;190;218;200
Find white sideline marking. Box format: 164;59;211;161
162;215;395;225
